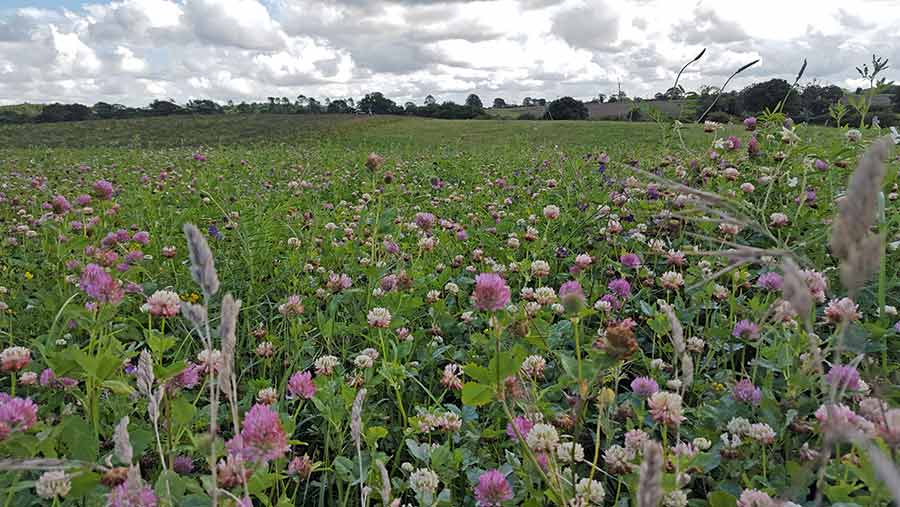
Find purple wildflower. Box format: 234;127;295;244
826;365;861;391
607;278;631;298
630;376;659;398
414;212;436;231
107;481;157;507
473;273;511;312
732;320;760;340
132;231;150;245
756;272;783;291
79;264;124;305
732;378;762;405
287;371;316;400
506;416;533;440
226;403;289;463
559;280;586;306
620;253;641;269
0;396;38;432
474;469;513;507
93;180;114;200
173;456;194;474
51;195;71;214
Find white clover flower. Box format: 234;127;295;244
526;423;560;452
575;478;605;505
727;417;751;436
409;468;440;496
36;471;70;499
557;441;585;463
663;490;688;507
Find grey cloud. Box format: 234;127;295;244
551;3;619;51
671;7;748;45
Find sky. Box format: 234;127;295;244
1;0;899;107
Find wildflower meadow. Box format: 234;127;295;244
1;111;899;507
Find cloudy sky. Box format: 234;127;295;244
1;0;899;107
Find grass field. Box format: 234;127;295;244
1;114;899;507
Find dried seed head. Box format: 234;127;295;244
113;416;133;465
180;302;208;330
830;137;889;261
219;294;241;378
136;350;154;398
840;233;883;295
657;300;684;355
183;223;220;296
148;386;164;424
350;388;367;448
377;460;392;504
680;353;694;389
637;441;663;507
780;258;812;322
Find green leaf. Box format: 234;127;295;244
147;331;176;357
333;456;355;482
547;320;572;348
691;451;721;473
101;379;135;395
366;426;388;446
707;491;737;507
461;382;494;407
68;471;101;499
430;444;452;469
155;471;187;506
171;396;197;428
61;416;98;461
463;364;493;385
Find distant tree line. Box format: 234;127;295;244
0;92;492;125
2;79;898;125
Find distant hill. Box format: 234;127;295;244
0;103;44;117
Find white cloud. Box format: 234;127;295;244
50;24;102;74
0;0;898;107
184;0;284;51
115;45;146;72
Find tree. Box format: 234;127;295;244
36;103;92;122
492;98;507;109
147;99;183;116
596;93;606;103
93;102;130;119
800;84;844;117
465;94;484;110
544;97;588;120
358;92;400;115
739;78;800;115
404;102;418;114
892;85;900;113
186;99;224;115
535;98;547;107
523;97;533;107
664;86;684;100
306;97;323;113
327;99;353;114
424;94;436;106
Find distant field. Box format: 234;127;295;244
488;99;696;120
0;113;724;150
